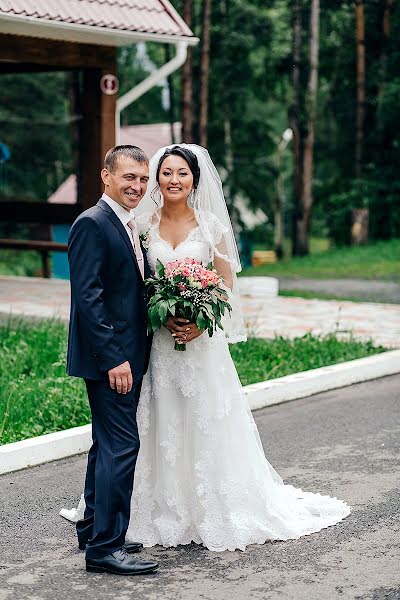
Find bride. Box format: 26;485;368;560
63;144;350;552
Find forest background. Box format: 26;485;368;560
0;0;399;259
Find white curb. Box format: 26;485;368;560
245;349;400;411
1;349;399;476
0;424;92;476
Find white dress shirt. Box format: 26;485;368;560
101;193;144;278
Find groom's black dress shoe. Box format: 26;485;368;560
86;549;158;575
122;541;144;553
79;540;143;553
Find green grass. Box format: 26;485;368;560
254;237;330;255
243;239;400;281
279;290;370;303
0;249;43;277
0;319;386;444
230;333;386;387
0;319;88;445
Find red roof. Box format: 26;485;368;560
120;122;181;157
0;0;195;44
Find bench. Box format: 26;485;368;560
252;250;277;266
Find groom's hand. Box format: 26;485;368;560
108;361;133;394
165;317;203;344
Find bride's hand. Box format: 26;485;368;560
164;317;203;344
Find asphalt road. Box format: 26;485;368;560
1;375;399;600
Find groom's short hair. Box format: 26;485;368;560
104;145;149;173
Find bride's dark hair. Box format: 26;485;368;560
155;146;201;189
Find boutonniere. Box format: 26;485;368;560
139;229;150;251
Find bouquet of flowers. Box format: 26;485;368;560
146;257;232;351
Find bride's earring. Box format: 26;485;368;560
150;185;163;208
188;189;196;207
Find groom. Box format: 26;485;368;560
67;145;157;575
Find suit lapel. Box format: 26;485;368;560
143;248;151;279
97;198;143;281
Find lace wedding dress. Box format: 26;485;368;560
63;213;350;552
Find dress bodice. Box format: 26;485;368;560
137;212;226;272
147;227;211;271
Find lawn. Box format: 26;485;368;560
243;238;400;281
0;318;386;445
230;334;385;386
279;290;372;303
2;239;398;282
0;249;43;277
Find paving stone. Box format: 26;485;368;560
1;275;399;348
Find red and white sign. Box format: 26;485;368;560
100;74;119;96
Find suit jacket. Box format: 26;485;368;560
67;198;152;381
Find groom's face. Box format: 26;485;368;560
101;157;149;211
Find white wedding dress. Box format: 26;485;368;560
63;213;350;551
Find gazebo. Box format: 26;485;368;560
0;1;197;275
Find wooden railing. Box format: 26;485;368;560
0;198;79;278
0;200;81;224
0;239;68;279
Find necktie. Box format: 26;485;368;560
127;218;144;279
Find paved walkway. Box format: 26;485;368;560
243;296;400;348
1;375;399;600
278;277;400;304
1;276;400;347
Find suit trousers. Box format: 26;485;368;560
76;376;143;559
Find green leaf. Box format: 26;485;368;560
148;306;162;330
155;259;165;278
158;302;168;324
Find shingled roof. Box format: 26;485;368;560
0;0;196;46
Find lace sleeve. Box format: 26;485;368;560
136;212;154;235
205;212;229;245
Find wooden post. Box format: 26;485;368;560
0;32;117;245
40;250;51;278
80;53;117;211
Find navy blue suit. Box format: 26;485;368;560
67;198;152;559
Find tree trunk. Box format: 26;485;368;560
182;0;194;143
274;204;284;259
224;114;234;209
380;0;394;87
379;0;394;131
355;0;365;179
291;0;320;257
223;114;240;243
199;0;212;147
383;0;394;36
165;44;176;144
274;149;285;259
299;0;320;255
290;0;304;256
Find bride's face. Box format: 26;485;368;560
158;155;194;205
